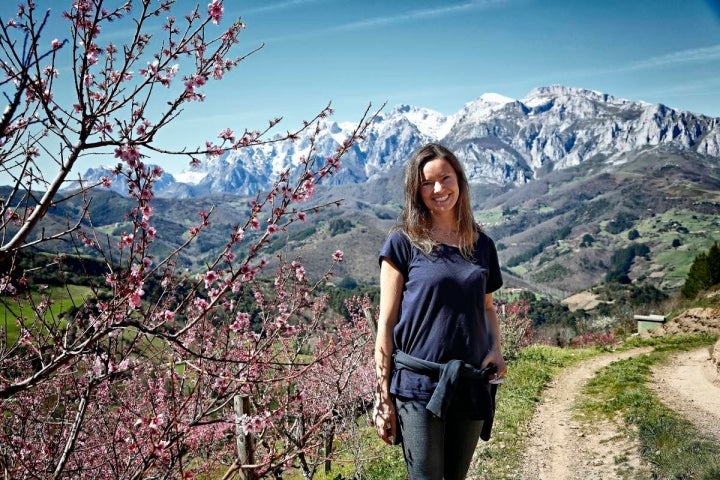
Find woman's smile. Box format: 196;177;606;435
420;157;459;215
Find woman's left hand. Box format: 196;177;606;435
481;348;507;381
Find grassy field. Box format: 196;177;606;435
1;284;94;345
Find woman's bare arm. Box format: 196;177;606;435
373;258;403;444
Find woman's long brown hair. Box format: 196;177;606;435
399;143;479;259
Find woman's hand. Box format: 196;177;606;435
482;293;507;382
373;397;397;445
482;347;507;382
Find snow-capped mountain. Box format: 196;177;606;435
82;85;720;198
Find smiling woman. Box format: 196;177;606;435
373;143;506;480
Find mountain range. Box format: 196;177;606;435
71;86;720;297
83;85;720;198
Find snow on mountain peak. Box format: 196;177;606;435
385;104;454;139
174;169;208;185
459;92;517;120
478;92;516;105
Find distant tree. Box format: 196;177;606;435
605;211;638;235
606;244;649;284
580;233;595;247
708;242;720;285
682;252;712;298
627;229;640;240
682;242;720;298
327;218;353;236
672;238;682;248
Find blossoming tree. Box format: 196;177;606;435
0;1;378;478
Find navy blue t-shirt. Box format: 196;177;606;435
379;229;503;413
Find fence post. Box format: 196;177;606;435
364;307;377;339
234;395;255;480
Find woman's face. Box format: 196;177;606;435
419;157;459;218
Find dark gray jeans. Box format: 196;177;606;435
395;397;484;480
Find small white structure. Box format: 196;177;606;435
634;314;666;333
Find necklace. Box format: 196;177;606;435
431;226;460;245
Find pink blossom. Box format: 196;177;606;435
239;413;270;434
136;119;152;135
163;310;175;322
114;143;141;166
51;38;62;49
148;415;164;431
266;224;278;235
129;287;144;309
294;265;306;281
218;128;235;142
86;50;98;65
100;176;112;188
232;227;244;242
119;233;134;248
141;204;153;220
297;211;306;222
208;1;223;24
229;312;250;332
5;209;21;226
332;250;344;262
0;276;16;294
204;270;219;288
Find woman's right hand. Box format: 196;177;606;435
373;397;397;444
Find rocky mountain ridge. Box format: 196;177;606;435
65;86;720;296
83;85;720;200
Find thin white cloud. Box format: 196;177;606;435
627;44;720;70
239;0;328;16
514;44;720;89
261;0;510;42
327;0;508;33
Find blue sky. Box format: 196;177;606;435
164;0;720;174
4;0;720;176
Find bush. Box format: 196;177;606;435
498;300;536;360
682;242;720;298
580;233;595;247
605;211;638;235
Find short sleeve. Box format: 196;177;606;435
379;230;412;279
483;234;503;294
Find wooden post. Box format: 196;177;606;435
364;308;377;339
234;395;255;480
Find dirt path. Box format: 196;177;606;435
650;346;720;442
517;344;720;480
518;348;654;480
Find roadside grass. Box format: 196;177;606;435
576;334;720;479
471;344;597;479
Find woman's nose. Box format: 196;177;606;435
433;181;442;193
